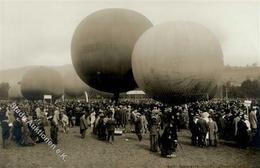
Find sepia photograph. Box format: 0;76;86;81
0;0;259;167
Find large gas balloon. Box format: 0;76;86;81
8;84;23;100
64;69;89;98
71;8;153;94
132;22;224;104
21;67;63;100
63;68;113;98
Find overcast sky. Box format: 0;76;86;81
0;0;259;70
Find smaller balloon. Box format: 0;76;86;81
21;66;63;100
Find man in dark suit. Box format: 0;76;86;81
13;117;23;145
1;108;10;149
159;109;178;158
190;115;199;146
106;112;116;143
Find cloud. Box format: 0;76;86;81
0;0;259;70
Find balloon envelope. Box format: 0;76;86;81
63;68;113;98
132;22;224;104
71;8;153;94
8;84;23;99
21;67;63;100
64;69;89;98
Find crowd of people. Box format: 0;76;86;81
0;98;259;159
187;100;260;149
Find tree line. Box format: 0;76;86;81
225;79;260;99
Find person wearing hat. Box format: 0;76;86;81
152;106;160;115
20;117;35;146
37;118;46;143
60;109;69;134
233;112;241;138
50;119;58;144
0;107;10;148
255;106;260;149
106;112;116;144
53;107;60;126
92;109;102;135
197;115;209;147
150;114;160;152
12;117;23;145
80;112;89;139
142;113;148;133
130;110;137;132
35;106;42;119
135;112;143;141
249;107;257;134
159;112;178;158
236;114;250;148
121;106;128;130
208;116;218;147
66;103;74;128
190;115;199;146
97;113;107;140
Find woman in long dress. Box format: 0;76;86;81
159;111;178;158
20;118;35;146
236;115;250;149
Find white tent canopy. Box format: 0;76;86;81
126;90;145;95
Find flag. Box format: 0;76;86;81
85;91;89;102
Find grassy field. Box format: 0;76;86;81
0;127;259;168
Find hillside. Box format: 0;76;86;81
222;66;260;86
1;65;260;97
1;65;260;85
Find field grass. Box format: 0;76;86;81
0;127;259;168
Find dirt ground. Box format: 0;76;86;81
0;127;259;168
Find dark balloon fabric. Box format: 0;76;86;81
71;8;153;93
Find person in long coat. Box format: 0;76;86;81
140;113;148;134
6;107;15;124
121;106;128;129
66;104;74;128
189;116;199;146
97;114;107;140
106;112;116;143
90;110;96;128
50;120;58;144
12;118;23;144
135;113;143;141
20;118;35;146
61;113;69;133
197;116;209;147
208;117;218;146
249;109;257;133
236;115;250;149
218;113;226;139
37;119;46;143
80;113;89;139
130;110;137;132
255;108;260;149
233;114;241;137
150;115;160;152
29;116;39;143
53;107;60;128
1;116;10;148
159;120;178;158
